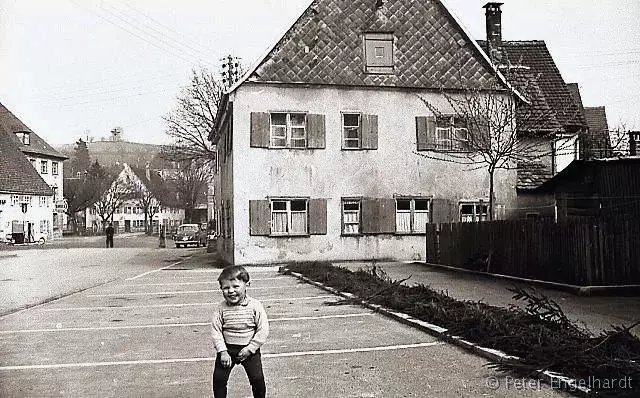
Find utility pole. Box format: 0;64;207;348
220;55;242;89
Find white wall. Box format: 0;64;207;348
225;84;518;265
25;154;66;237
0;193;54;242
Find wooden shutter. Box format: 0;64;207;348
361;114;378;149
469;115;491;150
431;198;456;224
249;200;270;236
250;112;270;148
308;198;327;235
360;198;379;234
306;114;326;149
416;116;436;151
378;198;396;233
361;198;395;234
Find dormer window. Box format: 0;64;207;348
15;132;30;145
363;33;394;74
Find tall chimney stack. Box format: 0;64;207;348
483;2;504;62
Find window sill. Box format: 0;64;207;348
269;233;310;238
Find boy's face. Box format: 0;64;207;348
219;278;248;305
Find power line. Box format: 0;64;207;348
114;0;213;57
67;0;205;66
95;0;212;62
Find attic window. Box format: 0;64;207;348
363;33;394;74
16;132;30;145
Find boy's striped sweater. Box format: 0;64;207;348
211;295;269;353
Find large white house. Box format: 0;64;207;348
0;126;55;243
0;103;67;243
209;0;523;265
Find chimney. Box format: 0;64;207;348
483;2;504;61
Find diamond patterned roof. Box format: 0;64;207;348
248;0;503;90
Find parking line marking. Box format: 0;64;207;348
126;278;286;286
0;342;442;370
42;295;336;311
87;286;301;296
0;313;375;334
126;261;184;281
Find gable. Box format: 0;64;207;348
247;0;504;90
0;102;67;160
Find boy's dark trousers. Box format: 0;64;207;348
213;344;265;398
106;235;113;248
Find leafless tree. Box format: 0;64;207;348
63;161;107;233
609;123;630;156
163;67;223;167
129;175;170;234
94;176;134;231
175;160;211;223
416;66;580;220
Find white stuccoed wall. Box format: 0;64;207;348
225;83;517;265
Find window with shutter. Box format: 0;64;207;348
364;33;394;74
342;113;361;149
267;198;309;236
341;199;361;235
395;197;431;234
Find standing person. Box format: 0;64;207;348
212;265;269;398
105;222;114;248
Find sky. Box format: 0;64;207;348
1;0;639;146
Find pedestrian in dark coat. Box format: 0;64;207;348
105;223;115;248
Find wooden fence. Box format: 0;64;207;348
425;219;640;286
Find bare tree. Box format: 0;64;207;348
94;176;134;231
416;66;581;220
63;161;107;233
163;67;223;167
129;174;169;234
609;123;630;156
175;160;211;223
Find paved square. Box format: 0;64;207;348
1;260;568;397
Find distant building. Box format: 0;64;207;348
84;163;184;234
0;102;67;240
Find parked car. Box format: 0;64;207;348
172;224;207;248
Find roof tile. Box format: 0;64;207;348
251;0;502;90
0;126;54;196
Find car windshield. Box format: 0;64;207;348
179;225;198;232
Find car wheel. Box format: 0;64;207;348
38;237;45;245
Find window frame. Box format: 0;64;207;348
459;201;489;223
52;162;59;175
341;113;362;150
40;160;48;174
16;132;30;145
435;115;470;152
395;197;431;234
269;198;309;236
269;112;307;149
341;198;361;235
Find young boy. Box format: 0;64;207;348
212;265;269;398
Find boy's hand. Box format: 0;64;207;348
219;351;232;368
235;347;252;363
